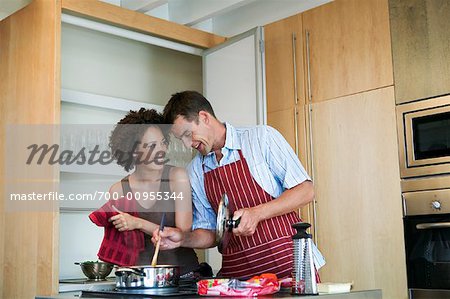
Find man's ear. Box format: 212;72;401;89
198;111;210;124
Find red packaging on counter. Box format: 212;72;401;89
197;273;280;296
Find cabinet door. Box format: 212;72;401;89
311;87;407;298
265;14;305;113
265;14;308;158
389;0;450;103
303;0;393;102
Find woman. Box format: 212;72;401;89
106;108;199;274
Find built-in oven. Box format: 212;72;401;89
397;95;450;179
403;188;450;299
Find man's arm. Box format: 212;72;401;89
232;180;313;236
152;227;216;249
233;126;314;236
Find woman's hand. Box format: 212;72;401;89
109;205;141;232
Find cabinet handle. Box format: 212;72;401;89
305;30;318;246
294;106;299;156
292;33;299;105
416;222;450;229
292;33;299;156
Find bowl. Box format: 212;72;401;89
75;261;114;281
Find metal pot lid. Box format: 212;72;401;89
216;193;241;253
216;193;230;249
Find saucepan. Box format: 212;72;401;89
115;265;180;293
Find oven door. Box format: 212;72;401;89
397;95;450;178
403;189;450;298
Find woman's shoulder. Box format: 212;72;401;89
168;166;189;182
109;180;125;197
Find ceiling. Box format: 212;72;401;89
100;0;332;37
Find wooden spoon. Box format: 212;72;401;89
151;213;166;266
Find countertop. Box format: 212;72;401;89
36;289;382;299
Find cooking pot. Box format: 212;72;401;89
74;261;114;281
115;265;180;293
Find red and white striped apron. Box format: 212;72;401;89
204;150;301;278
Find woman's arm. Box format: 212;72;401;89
170;167;193;232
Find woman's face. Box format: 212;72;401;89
134;126;168;171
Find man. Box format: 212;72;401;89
154;91;322;278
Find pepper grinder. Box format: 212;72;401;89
291;222;318;296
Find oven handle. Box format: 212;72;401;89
416;222;450;229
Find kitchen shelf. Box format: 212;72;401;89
61;88;164;112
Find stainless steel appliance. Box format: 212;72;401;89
291;222;317;296
403;189;450;299
396;95;450;179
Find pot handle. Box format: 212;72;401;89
74;262;81;265
115;267;146;277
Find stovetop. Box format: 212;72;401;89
80;289;198;298
59;278;116;293
78;278;198;298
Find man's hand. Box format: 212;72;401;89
151;226;184;250
232;207;262;236
109;205;141;231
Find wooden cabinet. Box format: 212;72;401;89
389;0;450;104
0;1;60;298
265;1;407;298
302;0;393;102
0;1;225;297
265;14;308;165
311;87;407;299
265;14;304;112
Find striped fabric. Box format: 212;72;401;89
204;150;300;278
89;197;145;266
188;123;311;231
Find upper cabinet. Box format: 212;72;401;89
302;0;393;103
265;14;305;113
389;0;450;104
265;15;309;165
265;15;302;151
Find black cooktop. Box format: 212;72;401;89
80;278;198;298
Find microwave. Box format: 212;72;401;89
397;95;450;179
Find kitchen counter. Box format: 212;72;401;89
36;289;382;299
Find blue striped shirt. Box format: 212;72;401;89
188;123;311;230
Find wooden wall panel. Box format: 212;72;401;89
311;87;407;299
0;0;61;297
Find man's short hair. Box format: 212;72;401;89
163;91;216;124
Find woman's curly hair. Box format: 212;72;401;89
109;108;169;171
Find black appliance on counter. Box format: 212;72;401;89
403;188;450;299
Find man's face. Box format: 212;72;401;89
172;113;213;156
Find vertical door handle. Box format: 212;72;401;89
292;33;299;156
305;29;318;246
